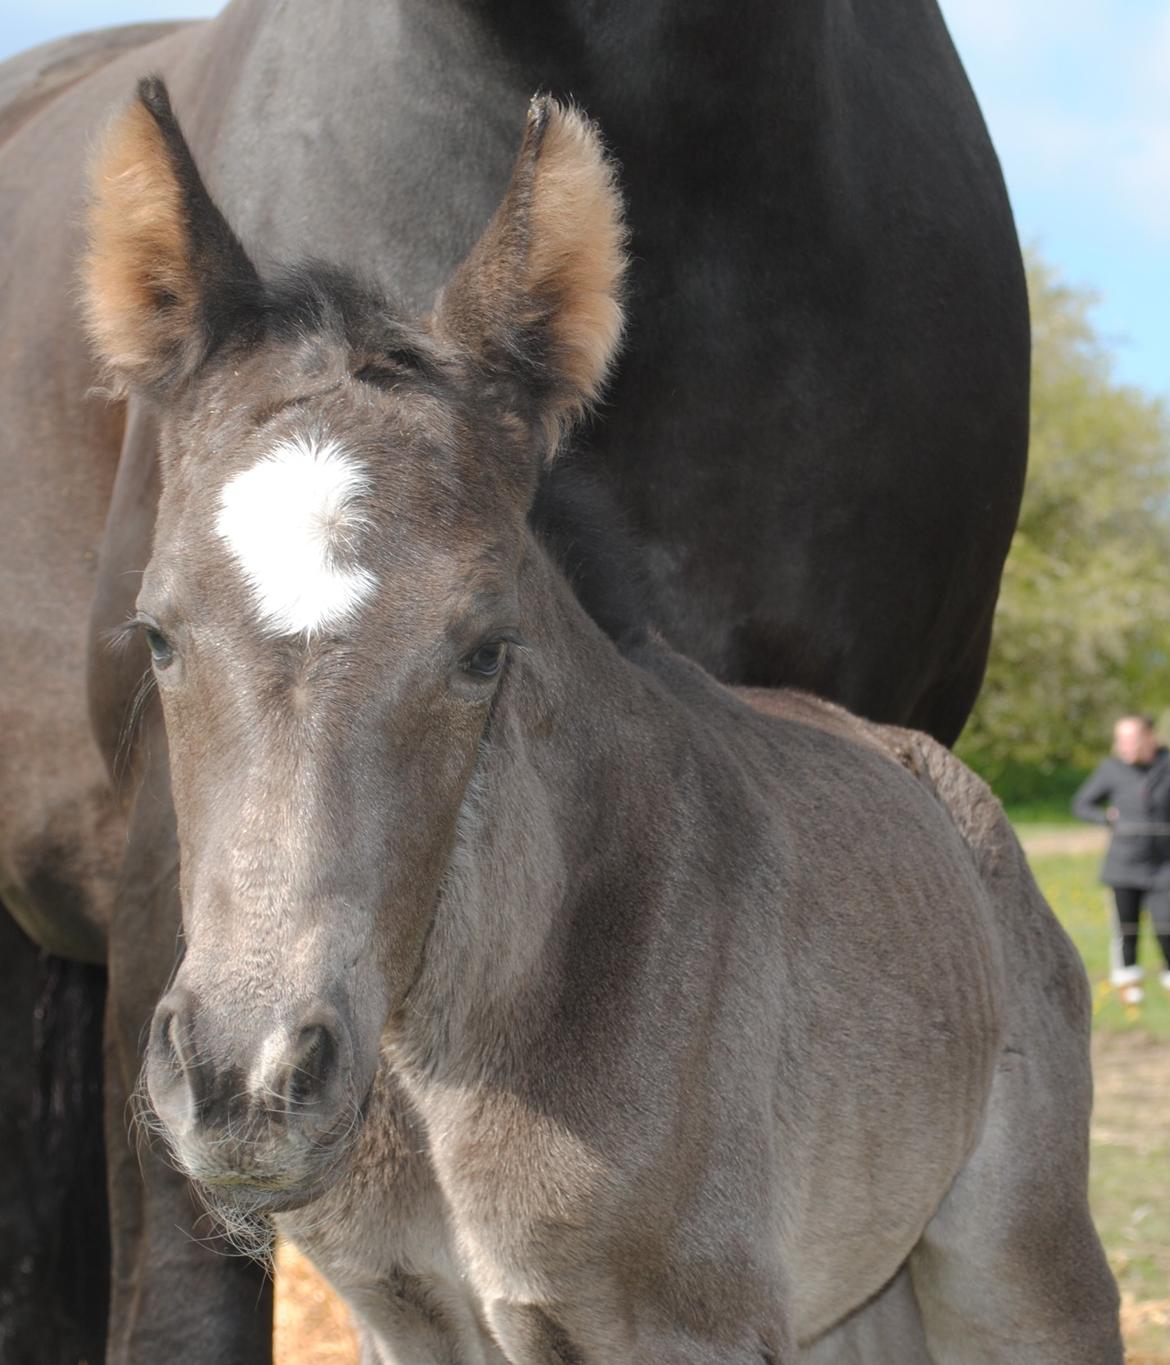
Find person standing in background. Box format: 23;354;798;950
1073;715;1170;1005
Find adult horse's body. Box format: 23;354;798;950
77;82;1116;1363
0;2;1028;1358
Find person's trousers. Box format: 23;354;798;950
1111;886;1170;974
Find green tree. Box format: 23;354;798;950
957;253;1170;797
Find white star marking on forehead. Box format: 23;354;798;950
215;434;377;636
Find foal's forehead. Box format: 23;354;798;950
163;372;518;639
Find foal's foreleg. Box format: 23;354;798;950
797;1267;932;1365
487;1300;795;1365
347;1283;508;1365
277;1057;509;1365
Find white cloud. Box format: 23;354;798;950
942;0;1170;245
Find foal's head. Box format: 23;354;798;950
84;78;625;1206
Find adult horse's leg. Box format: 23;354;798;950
86;396;274;1361
0;914;108;1364
103;718;274;1363
907;749;1122;1363
0;27;211;1357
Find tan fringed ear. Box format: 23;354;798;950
83;76;260;395
436;98;628;454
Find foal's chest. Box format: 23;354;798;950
407;1078;617;1302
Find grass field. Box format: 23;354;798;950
1030;847;1170;1040
1028;846;1170;1362
273;836;1170;1362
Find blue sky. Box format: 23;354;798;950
3;1;1166;398
941;0;1169;399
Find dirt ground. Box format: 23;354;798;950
1092;1031;1170;1363
274;1030;1170;1362
274;1243;357;1364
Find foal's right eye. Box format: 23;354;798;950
145;626;175;669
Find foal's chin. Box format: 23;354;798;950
161;1098;370;1224
193;1168;337;1218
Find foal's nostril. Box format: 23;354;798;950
146;988;211;1128
282;1022;338;1111
153;989;198;1079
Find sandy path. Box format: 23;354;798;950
275;1243;358;1364
1019;826;1109;857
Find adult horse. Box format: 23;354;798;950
0;1;1028;1358
81;81;1117;1363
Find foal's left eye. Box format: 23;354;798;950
462;641;507;679
144;626;175;668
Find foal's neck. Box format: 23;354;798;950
399;541;691;1076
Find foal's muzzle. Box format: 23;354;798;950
145;987;358;1200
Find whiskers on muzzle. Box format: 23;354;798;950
124;1071;270;1263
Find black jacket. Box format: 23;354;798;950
1073;748;1170;889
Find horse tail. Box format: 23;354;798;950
0;910;109;1363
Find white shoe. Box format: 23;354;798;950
1111;965;1143;1005
1160;970;1170;994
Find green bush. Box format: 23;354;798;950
957;253;1170;783
985;763;1092;820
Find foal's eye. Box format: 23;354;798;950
144;626;175;669
462;641;507;679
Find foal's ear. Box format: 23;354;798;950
435;98;627;454
82;77;261;395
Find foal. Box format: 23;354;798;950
84;80;1120;1362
